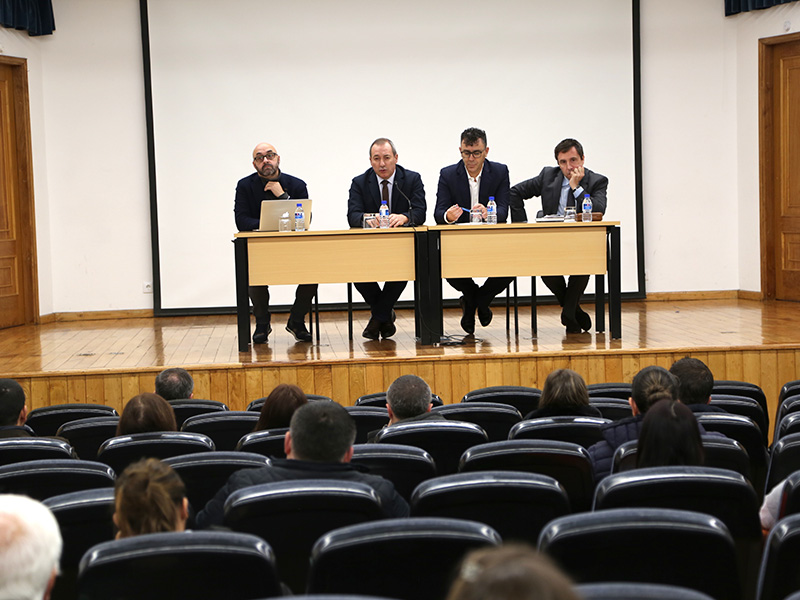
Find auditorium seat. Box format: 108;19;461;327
25;403;118;437
224;479;386;593
163;451;270;513
779;379;800;407
0;437;76;466
246;393;333;412
235;428;288;459
587;382;631;400
355;392;444;408
538;508;741;600
167;398;228;428
350;443;437;501
459;439;595;511
577;582;715;600
77;531;283;600
774;396;800;443
410;470;569;543
712;380;768;422
307;517;501;600
589;397;633;420
180;411;259;451
778;471;800;521
431;401;522;442
96;431;214;474
765;433;800;494
756;513;800;600
373;420;488;475
460;385;541;416
509;416;610;448
710;394;768;445
0;459;115;500
56;416;119;460
344;405;389;444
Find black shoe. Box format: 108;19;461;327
575;306;592;332
252;322;272;344
362;317;381;340
478;305;493;327
459;296;476;334
379;319;396;339
286;319;312;342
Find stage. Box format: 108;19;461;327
3;297;800;431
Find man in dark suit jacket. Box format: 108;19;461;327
510;138;609;333
347;138;426;340
434;127;513;334
0;379;35;438
234;142;316;344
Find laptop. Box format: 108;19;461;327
258;199;312;231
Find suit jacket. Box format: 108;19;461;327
234;171;309;232
347;165;426;228
434;159;510;224
509;166;608;223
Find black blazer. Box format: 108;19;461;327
433;158;510;224
347;165;426;228
234;171;309;231
509;166;608;223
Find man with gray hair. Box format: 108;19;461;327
367;374;446;442
0;378;34;438
0;494;63;600
155;368;194;400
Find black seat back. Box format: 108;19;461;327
757;513;800;600
509;416;610;449
0;458;115;500
710;394;768;446
350;443;437;501
0;437;76;466
589;397;633;420
461;386;541;416
431;402;522;442
180;411;259;451
587;383;631;400
56;416;119;460
356;392;444;408
696;413;767;496
766;433;800;494
235;428;288;459
97;432;214;474
26;403;118;437
577;582;716;600
344;405;389;444
167;399;228;428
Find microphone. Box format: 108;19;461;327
392;181;420;225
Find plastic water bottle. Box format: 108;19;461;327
294;203;305;232
379;199;390;229
470;205;482;224
486;197;497;225
581;194;592;222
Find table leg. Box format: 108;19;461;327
234;238;251;353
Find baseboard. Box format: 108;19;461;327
42;309;154;323
644;290;758;302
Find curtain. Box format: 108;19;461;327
0;0;55;36
726;0;799;16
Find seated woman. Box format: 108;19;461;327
636;399;704;468
524;369;601;419
113;458;189;538
253;384;308;431
116;393;177;436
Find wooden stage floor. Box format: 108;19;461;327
3;298;800;422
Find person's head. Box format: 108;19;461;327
254;384;308;431
369;138;398;180
285;401;356;463
669;357;714;405
539;369;590;411
0;379;26;427
554;138;585;180
630;365;678;416
637;399;705;468
386;374;433;422
460;127;488;177
252;142;280;180
447;543;580;600
113;458;188;539
0;494;62;600
154;368;194;400
116;393;177;436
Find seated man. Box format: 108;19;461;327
367;374;445;442
669;357;727;414
155;367;194;400
235;142;316;343
0;378;34;438
434;127;513;334
347;138;427;340
510;138;608;333
196;401;409;527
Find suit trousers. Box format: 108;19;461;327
249;284;318;324
446;277;514;308
354;281;407;322
540;275;590;315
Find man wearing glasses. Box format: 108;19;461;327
433;127;512;335
234;142;316;344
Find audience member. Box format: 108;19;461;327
154;367;194;400
446;543;580;600
524;369;601;419
669;357;726;413
116;393;177;436
196;401;409;527
0;378;34;438
113;458;189;539
253;383;308;431
367;374;445;442
0;494;63;600
636;399;704;468
761;479;788;531
587;365;678;480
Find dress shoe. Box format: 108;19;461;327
362;317;381;340
560;311;582;334
459;296;476;335
286;318;312;342
478;305;493;327
379;319;396;339
575;306;592;332
252;322;272;344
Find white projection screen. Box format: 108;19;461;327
147;0;638;311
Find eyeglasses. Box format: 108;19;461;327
254;152;278;162
460;149;485;159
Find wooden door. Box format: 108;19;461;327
761;35;800;301
0;59;37;328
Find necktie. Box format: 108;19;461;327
381;179;390;212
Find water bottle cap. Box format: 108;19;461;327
489;196;495;201
584;194;590;198
296;203;302;207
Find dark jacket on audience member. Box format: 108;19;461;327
686;403;728;414
524;404;603;420
366;411;448;443
0;425;35;438
195;458;409;528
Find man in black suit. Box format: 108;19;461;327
0;379;34;438
434;127;513;334
347;138;426;339
510;138;608;333
234;142;316;343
